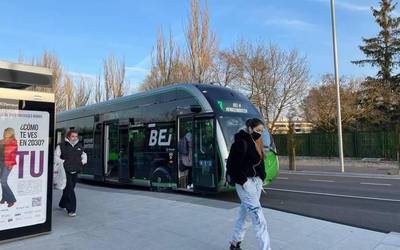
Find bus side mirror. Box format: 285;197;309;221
190;105;202;113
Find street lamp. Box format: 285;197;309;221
330;0;345;172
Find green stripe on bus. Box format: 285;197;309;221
151;182;177;188
131;179;151;186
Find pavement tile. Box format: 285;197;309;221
374;244;400;250
381;232;400;247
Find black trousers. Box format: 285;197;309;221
187;167;193;185
59;172;78;213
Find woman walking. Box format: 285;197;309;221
227;118;271;250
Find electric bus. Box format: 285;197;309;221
55;84;279;193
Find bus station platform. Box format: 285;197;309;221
1;184;399;250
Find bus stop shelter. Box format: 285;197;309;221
0;60;55;242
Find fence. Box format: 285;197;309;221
273;130;399;160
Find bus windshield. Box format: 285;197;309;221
217;114;274;152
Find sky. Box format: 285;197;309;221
0;0;386;90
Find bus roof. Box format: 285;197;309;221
57;83;217;121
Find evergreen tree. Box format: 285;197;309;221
353;0;400;126
353;0;400;90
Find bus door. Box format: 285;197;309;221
104;120;119;179
118;122;130;182
177;116;194;189
129;124;146;180
193;116;217;192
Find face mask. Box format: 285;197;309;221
251;131;262;140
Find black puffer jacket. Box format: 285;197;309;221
60;141;84;173
226;130;266;185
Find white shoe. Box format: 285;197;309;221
68;212;76;217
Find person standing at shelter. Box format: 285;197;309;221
226;118;271;250
55;130;87;217
0;128;18;208
180;131;193;189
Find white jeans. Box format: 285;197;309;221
231;177;271;250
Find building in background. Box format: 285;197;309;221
271;118;314;134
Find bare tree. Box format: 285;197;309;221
141;0;217;90
302;75;364;132
233;41;309;130
18;52;25;64
103;54;126;100
156;29;176;85
27;51;66;111
141;68;162;91
74;76;92;108
267;48;309;130
140;29;191;91
233;41;269;107
185;0;217;83
94;74;102;103
141;30;180;90
170;57;191;84
63;74;74;110
210;50;241;87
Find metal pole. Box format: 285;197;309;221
330;0;345;172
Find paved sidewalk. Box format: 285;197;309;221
279;156;399;176
1;184;399;250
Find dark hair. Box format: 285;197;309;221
66;130;78;138
246;118;264;129
246;118;265;158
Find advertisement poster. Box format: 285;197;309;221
0;109;49;231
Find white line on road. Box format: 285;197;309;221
279;170;400;180
277;177;289;180
360;182;392;186
309;179;335;183
266;187;400;202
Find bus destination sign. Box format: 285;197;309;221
217;100;248;113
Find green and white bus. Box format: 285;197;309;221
56;84;279;193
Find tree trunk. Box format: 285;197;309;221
287;122;296;171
